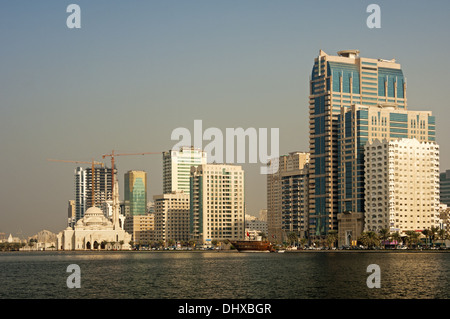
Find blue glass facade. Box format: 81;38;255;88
309;51;409;238
378;67;405;100
124;171;147;216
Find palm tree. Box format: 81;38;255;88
287;232;298;247
378;228;390;249
358;231;380;249
188;240;196;248
326;230;338;248
422;229;432;247
110;241;117;250
438;229;446;240
300;237;308;249
404;231;420;249
258;232;268;240
430;226;439;247
391;232;401;247
28;239;36;249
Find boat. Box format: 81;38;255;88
231;240;273;252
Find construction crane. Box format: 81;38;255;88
47;158;105;207
101;150;162;196
47;159;104;167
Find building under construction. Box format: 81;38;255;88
74;165;116;222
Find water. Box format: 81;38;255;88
0;251;449;299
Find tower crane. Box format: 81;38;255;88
47;158;105;207
47;159;104;167
101;150;162;196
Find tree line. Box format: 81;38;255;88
282;226;448;249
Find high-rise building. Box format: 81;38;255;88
267;152;309;243
440;170;450;206
338;104;436;217
163;146;207;195
74;165;115;221
153;191;190;247
364;138;440;232
74;167;87;222
190;164;245;245
67;200;75;228
124;170;147;216
309;49;408;238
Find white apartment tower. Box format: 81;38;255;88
163;146;207;195
190;164;245;245
364;138;440;233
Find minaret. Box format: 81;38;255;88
112;178;120;230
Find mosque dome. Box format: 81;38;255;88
78;206;113;227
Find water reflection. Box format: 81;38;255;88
0;251;448;299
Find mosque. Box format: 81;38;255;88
57;179;132;250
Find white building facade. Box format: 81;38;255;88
364;138;440;233
163;146;207;196
245;214;268;239
57;180;132;250
190;164;245;245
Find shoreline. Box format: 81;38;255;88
3;248;449;253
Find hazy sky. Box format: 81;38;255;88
1;0;450;238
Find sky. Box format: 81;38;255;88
1;0;450;238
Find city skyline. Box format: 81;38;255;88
1;1;450;237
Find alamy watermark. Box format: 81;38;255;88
366;264;381;288
66;4;381;30
366;4;381;29
171;120;279;174
66;4;81;29
66;264;81;288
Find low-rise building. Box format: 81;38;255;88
154;191;190;247
124;213;155;246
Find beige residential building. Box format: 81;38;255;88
267;152;309;243
190;164;245;245
153;191;190;246
364;138;440;233
124;213;155;246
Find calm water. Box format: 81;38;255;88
0;251;449;299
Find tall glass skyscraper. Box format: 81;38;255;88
309;49;408;238
124;170;147;216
